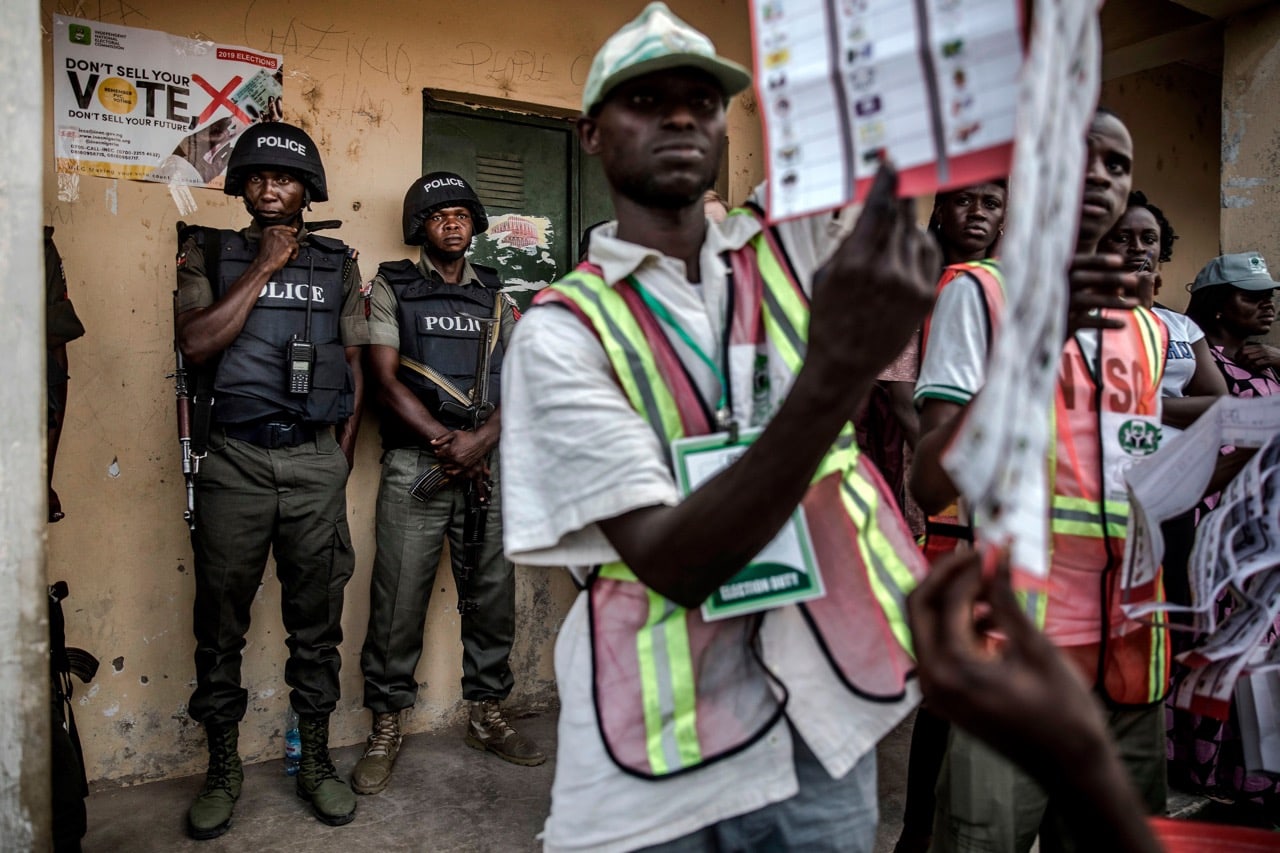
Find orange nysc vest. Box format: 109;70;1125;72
533;211;927;779
919;260;1005;563
949;268;1172;707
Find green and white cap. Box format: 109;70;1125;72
582;1;752;114
1190;252;1279;292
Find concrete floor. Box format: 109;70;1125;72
83;710;916;853
80;710;1210;852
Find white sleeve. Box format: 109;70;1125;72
915;273;991;406
500;305;680;567
747;183;855;297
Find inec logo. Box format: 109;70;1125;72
69;24;91;45
1117;419;1161;456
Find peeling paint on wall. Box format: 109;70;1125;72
167;182;197;216
1225;176;1268;189
57;171;80;203
1222;109;1249;166
486;214;553;252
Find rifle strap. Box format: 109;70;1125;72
399;355;471;406
178;225;224;457
190;373;216;457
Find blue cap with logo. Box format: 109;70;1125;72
581;2;752;114
1190;252;1279;293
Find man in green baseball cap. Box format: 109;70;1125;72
501;3;938;850
579;1;752;115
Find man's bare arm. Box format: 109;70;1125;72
368;344;452;445
599;166;938;608
336;345;363;468
177;224;299;365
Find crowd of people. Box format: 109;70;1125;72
44;2;1271;850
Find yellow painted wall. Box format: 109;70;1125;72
1102;63;1222;311
41;0;759;786
38;0;1236;789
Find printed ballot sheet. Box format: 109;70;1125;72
943;0;1101;580
1122;395;1280;718
750;0;1021;220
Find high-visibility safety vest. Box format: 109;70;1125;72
957;269;1172;707
534;212;927;779
919;260;1004;563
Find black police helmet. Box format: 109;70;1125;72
402;172;489;245
224;123;328;202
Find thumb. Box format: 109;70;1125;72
982;549;1039;648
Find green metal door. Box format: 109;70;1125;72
422;97;614;309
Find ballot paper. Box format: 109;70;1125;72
942;0;1102;579
1237;668;1280;776
1122;395;1280;718
750;0;1021;220
1122;395;1280;615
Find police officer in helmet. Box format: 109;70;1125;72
352;172;541;796
175;121;367;838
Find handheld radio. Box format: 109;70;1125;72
287;254;316;395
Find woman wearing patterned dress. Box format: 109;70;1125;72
1170;252;1280;825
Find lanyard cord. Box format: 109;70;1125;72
627;275;731;426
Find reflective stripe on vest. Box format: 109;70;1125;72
1050;495;1129;538
840;467;916;655
537;213;922;776
1050;307;1170;705
596;560;702;774
951;267;1171;705
921;261;1004;554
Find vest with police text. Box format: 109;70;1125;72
209;227;354;425
379;259;505;448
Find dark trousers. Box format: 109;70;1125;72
189;427;355;726
360;446;515;712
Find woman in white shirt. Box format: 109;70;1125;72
1101;191;1227;431
1101;192;1227;621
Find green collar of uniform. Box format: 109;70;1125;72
419;252;482;287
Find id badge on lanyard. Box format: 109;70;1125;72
671;428;826;621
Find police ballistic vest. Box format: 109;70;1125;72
379;259;505;447
953;267;1172;707
534;209;925;779
209;227;354;425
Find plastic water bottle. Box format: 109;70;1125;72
284;706;301;776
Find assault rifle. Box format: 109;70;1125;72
407;310;500;616
171;290;199;531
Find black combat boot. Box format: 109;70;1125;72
296;714;356;825
186;723;243;840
